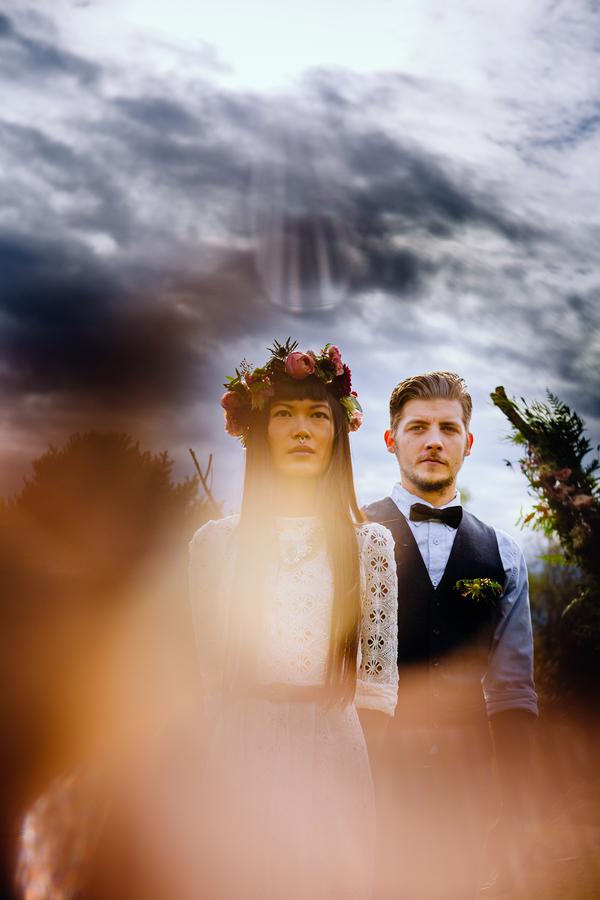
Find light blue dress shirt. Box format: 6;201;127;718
390;483;539;718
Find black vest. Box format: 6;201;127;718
363;497;506;727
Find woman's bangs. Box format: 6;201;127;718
271;375;332;404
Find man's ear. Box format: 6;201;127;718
465;432;474;456
384;429;396;454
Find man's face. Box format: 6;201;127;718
385;398;473;497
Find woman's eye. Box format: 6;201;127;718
312;411;330;419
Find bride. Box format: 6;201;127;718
187;339;398;899
15;339;398;900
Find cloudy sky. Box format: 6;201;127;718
1;0;599;548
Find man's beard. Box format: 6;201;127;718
409;471;455;494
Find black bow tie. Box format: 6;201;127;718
409;503;463;529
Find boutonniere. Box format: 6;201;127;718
454;578;503;606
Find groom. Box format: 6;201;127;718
363;372;538;900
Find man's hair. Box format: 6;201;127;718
389;371;472;431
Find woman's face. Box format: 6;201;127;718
267;397;335;479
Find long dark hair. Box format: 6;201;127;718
225;375;364;703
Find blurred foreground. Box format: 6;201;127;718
1;432;598;899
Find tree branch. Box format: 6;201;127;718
490;386;537;443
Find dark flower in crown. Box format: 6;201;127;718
328;364;352;400
221;338;363;444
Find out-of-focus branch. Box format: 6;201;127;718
188;449;219;516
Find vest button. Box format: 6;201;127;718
433;627;440;636
434;601;441;608
432;657;440;666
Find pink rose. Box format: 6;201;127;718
572;494;594;510
327;345;344;376
348;411;363;432
285;351;316;379
220;390;242;410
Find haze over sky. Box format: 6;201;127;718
1;0;599;549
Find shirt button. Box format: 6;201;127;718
433;538;440;545
432;580;438;587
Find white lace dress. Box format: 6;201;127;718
188;516;398;900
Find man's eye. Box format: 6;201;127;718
409;425;424;432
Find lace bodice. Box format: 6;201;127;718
189;516;398;715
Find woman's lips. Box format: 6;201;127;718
289;447;315;454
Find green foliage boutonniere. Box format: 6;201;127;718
454;578;503;606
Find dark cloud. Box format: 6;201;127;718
0;120;134;244
554;289;600;418
112;96;199;135
0;232;273;412
0;13;100;84
342;129;538;245
0;16;540;300
527;99;600;151
104;107;251;196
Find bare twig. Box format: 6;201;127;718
188;449;219;513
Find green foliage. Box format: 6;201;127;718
267;337;299;359
491;387;600;700
528;547;581;705
517;392;598;484
491;387;600;577
458;485;472;507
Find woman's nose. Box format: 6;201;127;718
292;416;311;434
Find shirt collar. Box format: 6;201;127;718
390;483;462;524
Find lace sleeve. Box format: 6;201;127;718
355;523;398;716
189;517;236;701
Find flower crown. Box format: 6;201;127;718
220;338;363;444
